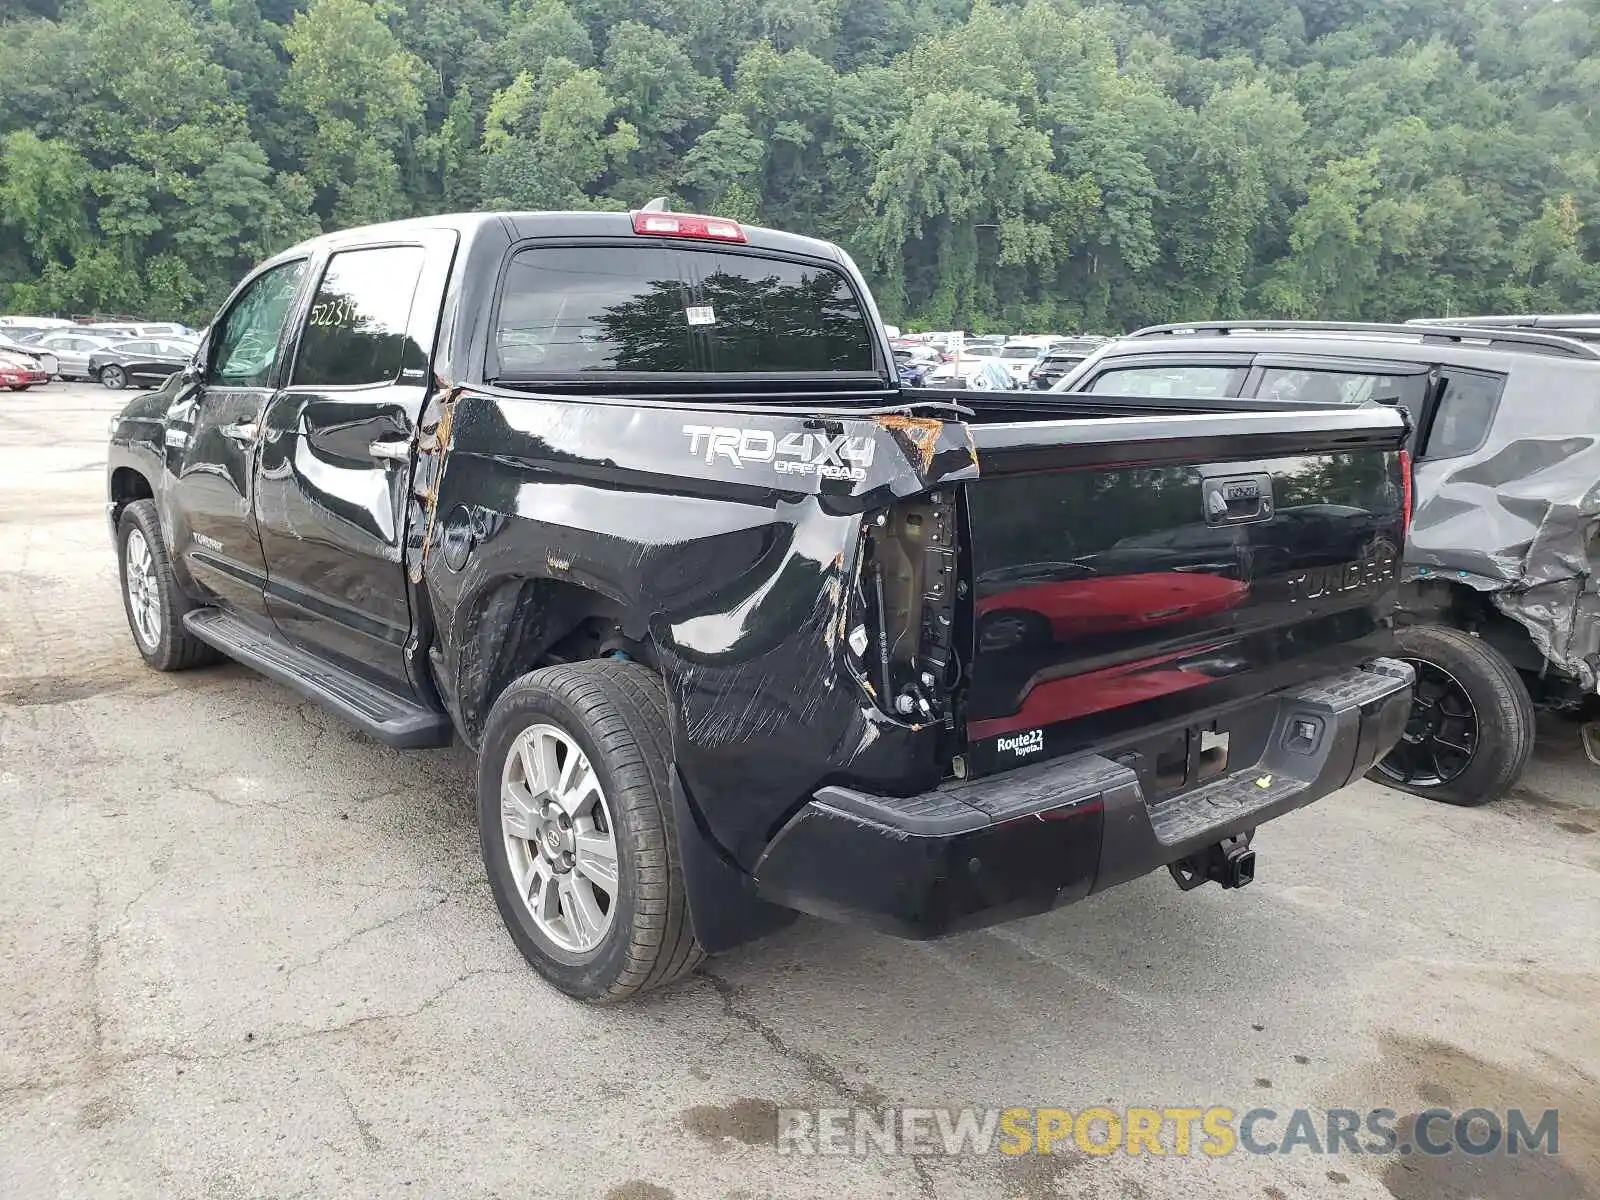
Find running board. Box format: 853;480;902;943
183;609;453;748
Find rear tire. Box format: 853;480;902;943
1370;624;1535;806
477;661;703;1002
116;500;222;671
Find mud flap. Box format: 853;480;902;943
670;769;798;953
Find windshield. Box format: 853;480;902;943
494;245;877;377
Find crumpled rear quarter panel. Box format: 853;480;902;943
1408;366;1600;687
422;389;977;866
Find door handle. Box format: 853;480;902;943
220;421;259;443
368;437;413;462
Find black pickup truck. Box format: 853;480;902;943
107;209;1414;1001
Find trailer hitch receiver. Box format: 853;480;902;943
1168;833;1256;892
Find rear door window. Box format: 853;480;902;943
1086;364;1247;399
1425;369;1502;459
293;246;428;387
1250;366;1429;430
493;245;875;377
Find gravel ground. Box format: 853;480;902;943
2;381;1597;1200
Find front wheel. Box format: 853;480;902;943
477;661;703;1002
116;500;222;671
1370;624;1535;805
99;365;126;390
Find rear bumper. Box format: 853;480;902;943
751;658;1414;938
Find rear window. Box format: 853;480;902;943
1000;346;1042;360
494;245;875;377
1425;369;1502;459
1252;367;1429;432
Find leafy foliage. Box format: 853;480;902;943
1;0;1596;327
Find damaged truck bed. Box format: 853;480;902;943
106;210;1415;1001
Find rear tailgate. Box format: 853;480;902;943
961;406;1409;776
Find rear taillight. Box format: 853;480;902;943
630;211;746;242
1398;449;1413;538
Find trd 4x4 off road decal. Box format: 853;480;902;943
682;424;876;482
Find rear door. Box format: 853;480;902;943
255;232;456;688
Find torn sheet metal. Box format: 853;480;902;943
1407;408;1600;687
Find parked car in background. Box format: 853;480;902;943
85;321;195;340
964;359;1020;390
0;315;74;331
892;345;942;386
0;350;51;391
1053;318;1600;805
0;332;58;377
31;331;123;380
89;337;198;389
922;354;1019;389
997;336;1059;384
1028;337;1108;389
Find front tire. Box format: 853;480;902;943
116;500;222;671
100;365;126;390
1370;624;1535;806
478;661;703;1002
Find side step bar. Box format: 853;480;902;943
183;609;453;749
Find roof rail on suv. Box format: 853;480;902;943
1407;314;1600;344
1126;319;1600;360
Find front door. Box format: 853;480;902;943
255;234;455;689
167;259;309;617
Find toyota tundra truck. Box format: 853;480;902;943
106;207;1414;1001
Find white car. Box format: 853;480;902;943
84;321;194;340
31;331;123;380
923;355;1019;390
996;336;1061;383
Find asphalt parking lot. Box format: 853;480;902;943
2;380;1597;1200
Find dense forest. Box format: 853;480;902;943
0;0;1596;331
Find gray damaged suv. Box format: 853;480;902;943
1053;318;1600;806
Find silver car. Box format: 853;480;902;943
32;331;123;380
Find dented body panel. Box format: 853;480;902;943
1404;354;1600;691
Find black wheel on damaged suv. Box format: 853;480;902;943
477;661;703;1002
1370;623;1535;806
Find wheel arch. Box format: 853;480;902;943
449;573;655;747
109;465;155;525
1398;576;1547;675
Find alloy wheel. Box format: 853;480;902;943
1375;658;1479;789
124;527;161;650
500;723;619;954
